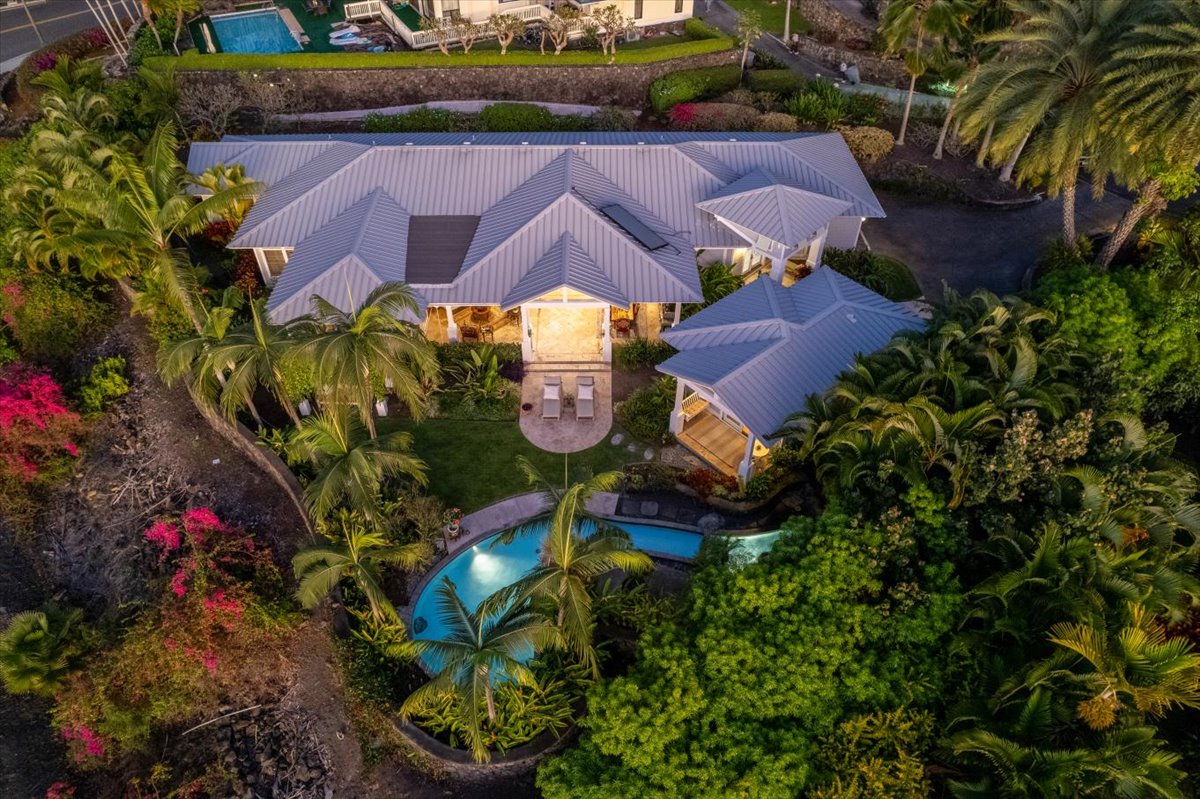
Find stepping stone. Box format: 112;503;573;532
626;443;638;453
610;433;625;446
643;448;655;460
640;501;659;517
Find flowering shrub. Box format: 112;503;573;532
233;250;264;298
31;52;58;74
45;782;76;799
53;509;291;763
668;102;761;131
0;277;109;363
683;467;738;499
0;365;82;483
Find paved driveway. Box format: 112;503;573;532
865;186;1130;298
0;0;107;73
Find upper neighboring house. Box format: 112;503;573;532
187;131;885;365
406;0;693;27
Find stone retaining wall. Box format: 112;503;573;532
794;36;908;87
798;0;876;45
176;51;739;113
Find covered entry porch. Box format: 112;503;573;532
669;382;771;480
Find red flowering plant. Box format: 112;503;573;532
668;102;697;128
0;364;83;480
52;509;290;764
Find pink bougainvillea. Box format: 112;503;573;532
170;568;189;597
60;724;107;762
0;365;83;483
668;103;697;127
45;782;76;799
145;520;182;558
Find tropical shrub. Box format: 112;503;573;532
438;344;519;420
614;377;676;444
0;607;90;698
51;509;291;763
684;17;723;40
668;101;761;131
649;64;742;115
0;277;109;365
590;106;637;131
364;106;465;132
822;247;921;300
0;365;82;486
747;69;806;97
77;356;130;415
809;709;934;799
537;510;962;798
436;341;522;369
612;338;675;370
755;111;800;132
683;261;743;319
478;102;590;132
838;125;895;165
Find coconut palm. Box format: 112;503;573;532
956;0;1162;244
400;576;560;762
157;287;245;415
288;405;428;522
209;298;315;427
190;162;258;229
1095;2;1200;266
735;8;762;73
0;608;87;697
881;0;974;146
293;510;428;622
303;282;438;439
499;457;653;677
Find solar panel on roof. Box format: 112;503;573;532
599;204;668;251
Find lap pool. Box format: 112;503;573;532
210;9;302;54
410;522;781;668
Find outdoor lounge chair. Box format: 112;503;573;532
576;376;594;420
542;376;561;420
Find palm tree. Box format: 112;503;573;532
500;457;652;676
400;576;559;762
303;283;438;439
735;9;762;73
59;121;260;332
156;287;245;416
209;298;315;427
293;510;429;622
288;405;428;522
190;162;257;229
880;0;974;146
0;608;86;697
1095;2;1200;266
956;0;1160;244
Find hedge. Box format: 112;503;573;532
746;69;806;97
151;36;733;71
649;63;743;114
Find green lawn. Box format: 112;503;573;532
724;0;810;37
380;419;634;512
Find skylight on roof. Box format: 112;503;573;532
599;204;668;251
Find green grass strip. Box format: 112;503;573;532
150;36;733;71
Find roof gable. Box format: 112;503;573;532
698;179;852;249
502;233;629;308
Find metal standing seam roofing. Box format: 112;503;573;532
658;270;923;440
185;132;886;321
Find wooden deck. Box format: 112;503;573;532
677;412;747;477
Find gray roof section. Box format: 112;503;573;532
659;270;922;439
698;171;852;251
405;216;481;284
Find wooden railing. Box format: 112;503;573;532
344;0;584;50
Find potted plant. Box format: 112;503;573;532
443;507;464;538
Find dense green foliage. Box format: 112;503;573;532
538;510;962;798
479;102;592;132
614;377;676;445
649;64;743;115
612;338;675;371
746;68;807;97
823;247;923;301
77;356;130;415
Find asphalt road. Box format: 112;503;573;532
0;0;122;72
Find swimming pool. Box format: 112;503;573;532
210;9;302;54
409;522;781;669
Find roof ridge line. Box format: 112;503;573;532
775;135;878;214
350;189;384;255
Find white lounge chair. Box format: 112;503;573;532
576;376;594;420
330;36;371;47
542;376;561;420
329;25;361;38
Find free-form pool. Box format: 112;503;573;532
410;522;780;668
210;9;301;54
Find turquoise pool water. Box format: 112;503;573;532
410;522;780;669
210;10;301;54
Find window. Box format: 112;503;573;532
256;248;289;283
441;0;459;18
675;0;683;12
634;0;643;19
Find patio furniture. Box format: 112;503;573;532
505;308;522;327
542;376;561;420
576;376;594;420
471;306;491;322
331;35;371;46
480;325;495;342
460;325;480;343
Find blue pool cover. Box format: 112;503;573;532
210;10;301;54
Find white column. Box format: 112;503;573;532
669;379;687;435
445;306;459;342
737;433;757;483
808;225;830;268
601;308;612;362
769;244;788;281
672;302;682;327
252;249;271;284
520;305;533;362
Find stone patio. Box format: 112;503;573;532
518;367;613;453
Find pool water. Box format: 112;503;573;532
410;522;780;669
210;10;302;54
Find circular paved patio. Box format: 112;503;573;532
518;369;613;453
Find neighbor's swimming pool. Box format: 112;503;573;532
409;522;781;669
210;9;301;54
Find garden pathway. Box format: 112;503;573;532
276;99;606;123
867;183;1130;297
